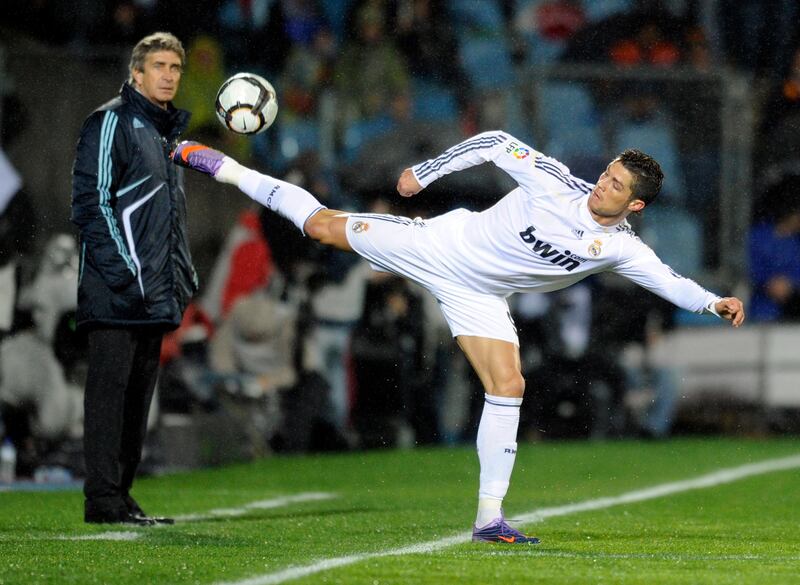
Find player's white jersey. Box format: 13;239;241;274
410;131;720;315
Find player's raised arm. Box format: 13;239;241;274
408;131;510;191
404;130;591;199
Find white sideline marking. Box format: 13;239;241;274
216;454;800;585
62;531;142;541
40;493;335;543
174;492;336;522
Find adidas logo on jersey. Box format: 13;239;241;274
519;225;586;272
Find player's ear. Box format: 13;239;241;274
132;68;144;87
628;198;645;213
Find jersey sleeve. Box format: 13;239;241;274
71;110;138;290
612;236;721;316
411;131;593;199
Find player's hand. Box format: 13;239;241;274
715;297;745;327
397;168;422;198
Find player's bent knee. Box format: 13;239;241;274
304;214;330;242
304;220;323;241
491;372;525;397
303;213;352;251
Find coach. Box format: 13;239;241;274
71;32;196;525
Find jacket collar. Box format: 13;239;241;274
120;83;190;139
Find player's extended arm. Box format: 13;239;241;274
614;242;745;328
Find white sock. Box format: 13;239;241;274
475;393;522;528
214;156;248;185
215;158;326;234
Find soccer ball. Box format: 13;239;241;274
215;73;278;135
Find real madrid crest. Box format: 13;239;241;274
351;221;369;233
588;239;603;257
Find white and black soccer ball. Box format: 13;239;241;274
215;73;278;135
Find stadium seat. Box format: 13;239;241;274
583;0;633;23
458;37;515;90
341;115;395;163
319;0;354;43
513;0;578;64
449;0;506;36
449;0;514;90
519;32;569;65
249;118;320;172
411;80;459;121
537;82;604;159
279;118;320;161
639;206;703;279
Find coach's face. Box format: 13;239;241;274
588;160;644;224
133;50;183;109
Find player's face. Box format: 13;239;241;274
132;50;183;109
588;160;644;224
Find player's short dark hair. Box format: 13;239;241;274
617;149;663;206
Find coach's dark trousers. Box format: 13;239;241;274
83;327;163;518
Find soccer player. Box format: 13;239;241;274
172;132;745;544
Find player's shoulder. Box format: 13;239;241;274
531;152;594;195
464;130;514;151
614;219;638;239
486;131;565;169
614;219;659;261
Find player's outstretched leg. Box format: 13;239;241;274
171;140;327;236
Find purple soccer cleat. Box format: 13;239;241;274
171;141;227;177
472;513;540;544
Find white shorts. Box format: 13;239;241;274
345;213;519;345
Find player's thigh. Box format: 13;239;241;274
344;213;423;274
456;335;524;398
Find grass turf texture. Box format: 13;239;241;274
1;438;799;584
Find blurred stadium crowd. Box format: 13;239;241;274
1;0;800;479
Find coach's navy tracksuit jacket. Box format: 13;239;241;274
71;82;197;330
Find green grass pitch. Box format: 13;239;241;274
1;438;799;584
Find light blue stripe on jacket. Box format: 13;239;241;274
116;174;151;198
97;111;136;275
